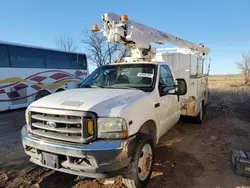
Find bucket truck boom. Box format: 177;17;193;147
94;13;210;60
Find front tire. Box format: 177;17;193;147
122;134;154;188
56;88;65;92
35;90;50;101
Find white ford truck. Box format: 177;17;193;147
21;13;210;188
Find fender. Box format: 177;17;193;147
118;92;161;143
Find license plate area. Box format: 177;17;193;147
41;152;59;169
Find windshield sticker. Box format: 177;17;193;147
137;73;154;78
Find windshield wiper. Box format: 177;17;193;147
103;85;138;90
80;84;104;88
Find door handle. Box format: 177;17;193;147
155;103;160;108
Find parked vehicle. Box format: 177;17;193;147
0;41;88;111
21;13;210;188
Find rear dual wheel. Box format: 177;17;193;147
194;102;206;124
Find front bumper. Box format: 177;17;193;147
21;125;136;178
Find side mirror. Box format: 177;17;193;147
175;78;187;95
159;83;176;96
158;83;166;97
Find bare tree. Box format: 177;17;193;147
82;29;129;67
116;46;131;60
56;35;78;52
236;52;250;85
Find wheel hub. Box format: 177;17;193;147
138;144;153;181
145;155;152;170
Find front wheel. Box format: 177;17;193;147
35;90;50;101
122;134;154;188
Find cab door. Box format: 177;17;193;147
156;65;180;137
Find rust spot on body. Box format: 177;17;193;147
181;96;197;116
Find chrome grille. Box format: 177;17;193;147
28;107;97;143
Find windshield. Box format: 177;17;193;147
79;64;157;91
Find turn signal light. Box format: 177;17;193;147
87;120;94;135
92;24;100;32
121;14;128;21
115;59;121;63
122;131;128;138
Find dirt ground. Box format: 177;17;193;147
1;76;250;188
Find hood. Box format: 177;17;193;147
30;88;146;117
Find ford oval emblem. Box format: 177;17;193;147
46;121;56;128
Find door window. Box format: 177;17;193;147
158;65;175;96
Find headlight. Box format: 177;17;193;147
97;118;128;139
25;109;30;125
